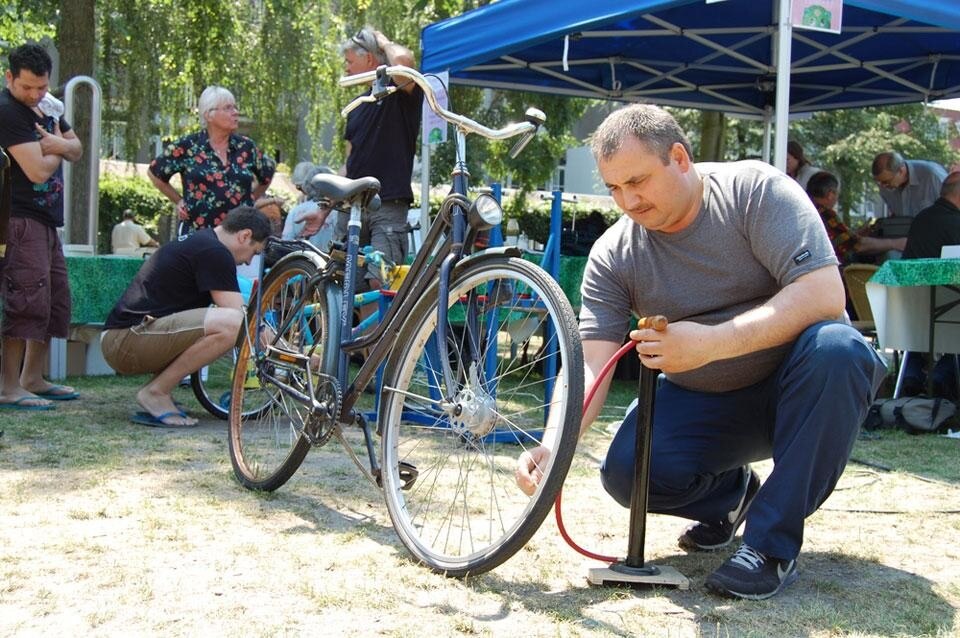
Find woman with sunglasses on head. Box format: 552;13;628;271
148;85;276;236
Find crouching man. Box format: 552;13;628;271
516;105;887;600
101;206;270;427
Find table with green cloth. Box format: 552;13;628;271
866;258;960;393
67;254;144;324
47;255;143;379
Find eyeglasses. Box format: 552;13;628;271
874;172;899;189
212;104;239;114
351;29;377;56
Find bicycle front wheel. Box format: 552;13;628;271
228;256;340;491
379;257;583;576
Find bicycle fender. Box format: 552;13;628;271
454;246;523;273
270;248;329;273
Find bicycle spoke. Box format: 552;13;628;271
379;258;582;576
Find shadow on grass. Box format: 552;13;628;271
466;550;956;637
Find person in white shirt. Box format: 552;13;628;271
112;209;158;257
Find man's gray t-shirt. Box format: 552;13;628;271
580;160;838;392
879;159;947;218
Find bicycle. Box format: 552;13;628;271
190;254;399;420
227;65;584;577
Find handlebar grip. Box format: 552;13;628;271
636;315;668;331
508;132;535;159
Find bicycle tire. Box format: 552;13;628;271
190;347;238;420
378;257;583;576
228;256;340;491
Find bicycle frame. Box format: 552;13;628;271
246;64;546;466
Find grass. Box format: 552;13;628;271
0;373;958;636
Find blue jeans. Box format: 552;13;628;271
600;321;887;560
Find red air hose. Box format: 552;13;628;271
553;339;639;563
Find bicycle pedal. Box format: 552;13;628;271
265;345;310;367
399;461;418;491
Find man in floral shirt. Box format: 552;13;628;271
806;171;858;265
149;85;275;235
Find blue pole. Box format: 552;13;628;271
489;183;503;247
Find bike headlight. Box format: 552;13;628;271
468;193;502;231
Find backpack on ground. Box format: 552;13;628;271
862;396;958;434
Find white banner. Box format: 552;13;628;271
422;71;449;145
792;0;843;34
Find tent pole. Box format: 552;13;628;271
762;106;773;164
773;0;792;172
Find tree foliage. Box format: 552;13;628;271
673;103;958;222
3;0;957;213
792;104;958;219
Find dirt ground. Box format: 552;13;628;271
1;390;959;637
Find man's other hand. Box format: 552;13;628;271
515;445;551;496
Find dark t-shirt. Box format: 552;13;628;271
344;85;423;203
0;88;73;227
104;229;239;329
903;197;960;259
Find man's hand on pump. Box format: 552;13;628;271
630;319;714;374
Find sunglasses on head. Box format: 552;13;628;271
351;29;377;55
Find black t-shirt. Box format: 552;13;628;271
344;84;423;203
0;88;72;227
104;229;239;329
902;198;960;259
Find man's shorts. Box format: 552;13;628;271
100;308;208;375
334;200;410;270
0;217;71;341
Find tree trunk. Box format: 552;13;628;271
57;0;97;247
699;111;726;161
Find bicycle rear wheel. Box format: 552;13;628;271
228;256;340;491
191;348;237;420
378;257;583;576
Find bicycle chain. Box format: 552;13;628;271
304;374;341;447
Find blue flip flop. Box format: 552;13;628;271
130;410;197;428
33;385;80;401
0;397;56;411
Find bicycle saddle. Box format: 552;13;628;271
304;174;381;210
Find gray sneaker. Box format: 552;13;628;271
705;543;799;600
678;466;760;551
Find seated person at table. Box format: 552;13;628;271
899;171;960;398
111;209;158;257
515;105;886;600
100;206;270;427
806;171;857;265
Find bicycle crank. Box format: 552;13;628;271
304;375;341;446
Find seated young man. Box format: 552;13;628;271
101;206;270;427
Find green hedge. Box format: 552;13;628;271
97;173;169;254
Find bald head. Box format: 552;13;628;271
942;171;960;207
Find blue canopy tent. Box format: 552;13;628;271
420;0;960;167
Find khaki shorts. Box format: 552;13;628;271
101;308;208;375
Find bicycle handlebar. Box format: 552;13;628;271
339;65;545;148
